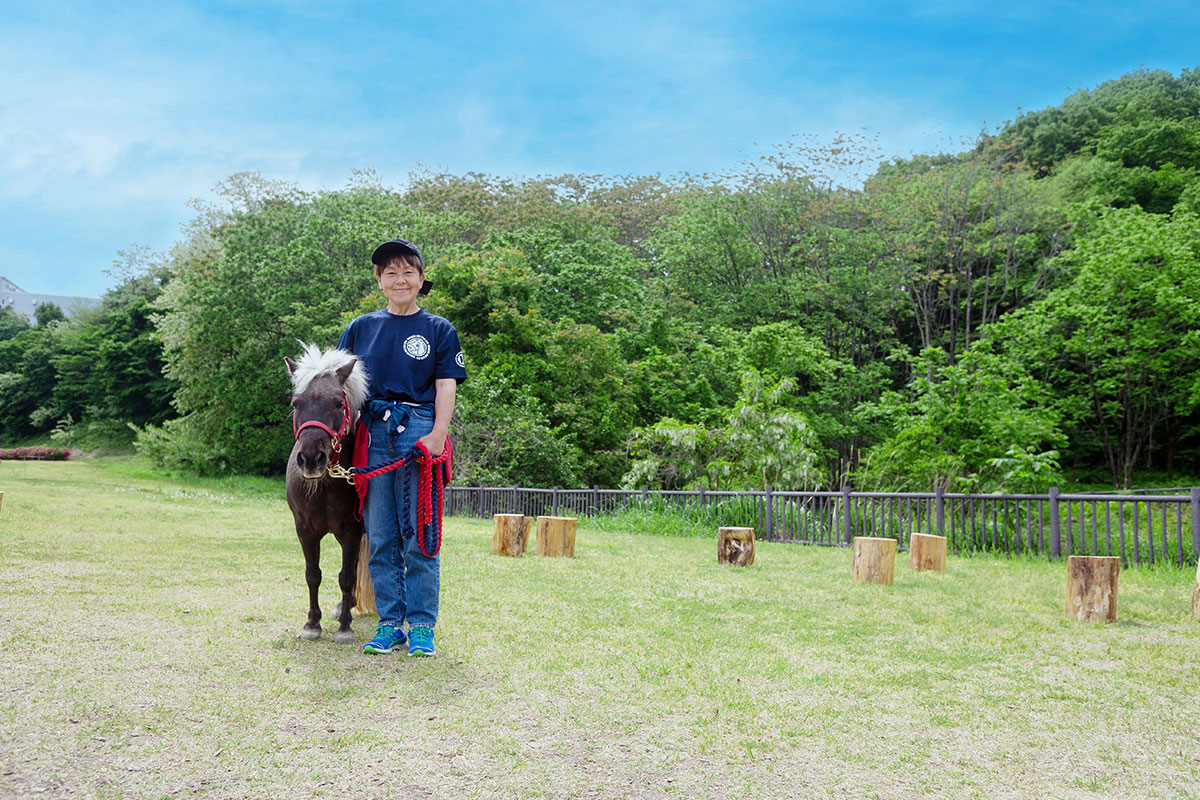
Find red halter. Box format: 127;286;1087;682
293;392;353;458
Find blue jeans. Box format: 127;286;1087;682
363;410;439;630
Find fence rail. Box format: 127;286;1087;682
444;485;1200;567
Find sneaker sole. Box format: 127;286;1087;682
407;649;435;657
363;644;404;654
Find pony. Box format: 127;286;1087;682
284;343;370;643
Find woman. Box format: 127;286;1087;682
337;238;466;656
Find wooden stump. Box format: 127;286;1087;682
536;516;577;557
492;514;532;557
851;537;896;585
354;532;377;616
1192;560;1199;621
908;532;947;572
717;527;755;566
1065;555;1120;623
0;490;4;514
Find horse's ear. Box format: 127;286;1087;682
335;357;357;384
284;357;298;375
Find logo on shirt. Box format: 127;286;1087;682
403;335;431;360
455;351;465;368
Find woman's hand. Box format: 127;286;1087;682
417;431;447;457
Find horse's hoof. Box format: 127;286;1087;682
298;627;321;641
332;630;355;645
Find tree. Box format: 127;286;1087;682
870;153;1063;362
0;307;30;341
993;205;1200;487
623;370;825;491
34;302;65;327
1002;68;1200;175
52;265;176;429
859;344;1065;491
0;324;61;438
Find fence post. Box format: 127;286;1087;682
642;486;649;507
1191;487;1199;562
552;486;560;517
765;486;774;540
935;485;945;534
842;485;853;545
699;487;706;506
592;484;600;517
1049;486;1061;558
512;484;518;515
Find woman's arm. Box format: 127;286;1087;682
417;378;457;457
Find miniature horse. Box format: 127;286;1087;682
284;344;370;643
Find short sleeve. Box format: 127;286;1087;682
435;323;468;384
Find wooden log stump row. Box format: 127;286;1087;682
1192;560;1199;622
908;532;947;572
1065;555;1120;623
717;527;755;566
536;516;577;557
851;537;896;585
354;532;377;616
492;513;533;557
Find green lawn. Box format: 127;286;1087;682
1;457;1198;799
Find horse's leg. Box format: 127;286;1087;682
331;529;361;644
298;532;323;640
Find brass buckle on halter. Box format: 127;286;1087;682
326;462;356;484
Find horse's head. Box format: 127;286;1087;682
285;344;369;481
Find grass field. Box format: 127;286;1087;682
1;457;1198;799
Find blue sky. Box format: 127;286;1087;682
3;1;1199;298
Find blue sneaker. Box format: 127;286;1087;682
362;624;405;654
408;626;435;657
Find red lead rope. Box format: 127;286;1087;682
350;437;453;558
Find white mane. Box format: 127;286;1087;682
289;343;370;415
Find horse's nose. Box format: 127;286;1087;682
297;449;327;474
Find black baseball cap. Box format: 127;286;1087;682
372;238;432;295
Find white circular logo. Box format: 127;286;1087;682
403;335;431;360
455;351;465;368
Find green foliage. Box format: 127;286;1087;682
624;370;824;491
0;324;61;438
1003;67;1200;174
0;307;30;341
1006;68;1200;217
859;344;1066;491
52;268;175;429
488;224;645;332
1095;118;1200;171
451;372;581;488
34;302;66;327
870;152;1063;357
992;205;1200;488
987;446;1062;494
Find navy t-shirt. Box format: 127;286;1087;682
337;308;467;404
